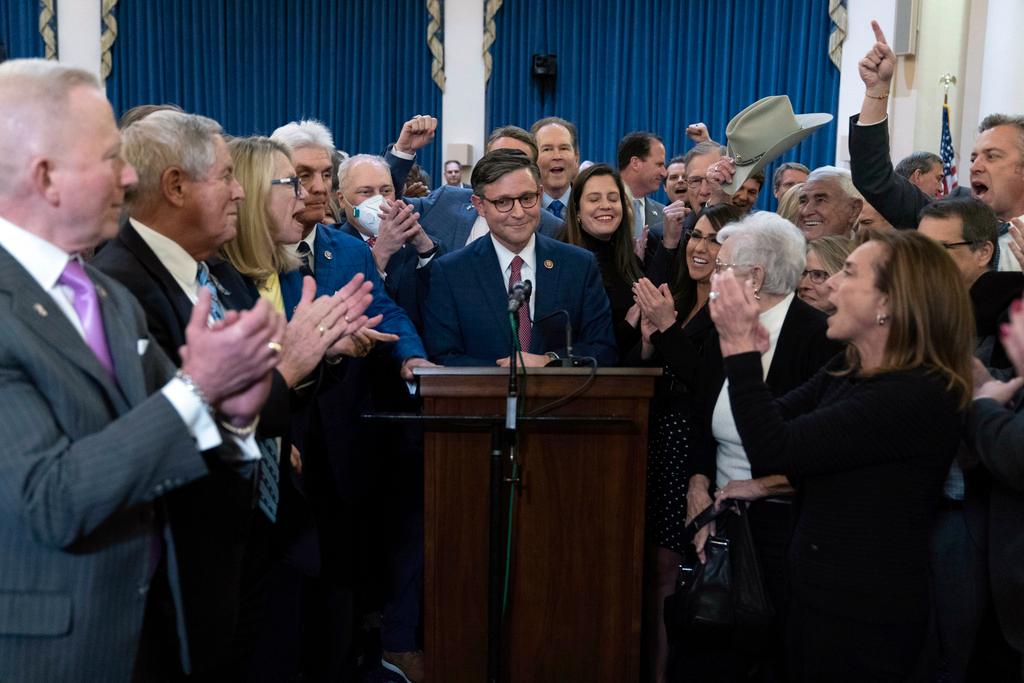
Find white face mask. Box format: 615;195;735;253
352;194;386;235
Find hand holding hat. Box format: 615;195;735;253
720;95;832;194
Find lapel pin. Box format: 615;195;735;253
544;259;554;269
95;285;108;298
324;250;333;261
33;302;48;317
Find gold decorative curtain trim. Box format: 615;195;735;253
828;0;847;70
426;0;445;91
39;0;57;60
100;0;119;80
483;0;503;84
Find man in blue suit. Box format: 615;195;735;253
424;150;617;367
333;153;444;329
271;119;435;679
0;59;282;682
405;126;564;252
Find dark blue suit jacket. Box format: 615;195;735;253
333;220;443;330
279;225;426;361
406;185;564;252
423;232;617;366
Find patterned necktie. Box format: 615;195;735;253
509;255;531;353
993;221;1011;270
196;263;279;521
548;199;565;219
196;262;226;321
367;235;377;248
59;259;115;378
296;241;314;277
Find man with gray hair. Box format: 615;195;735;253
0;59;283;681
91;108;365;679
894;151;944;199
796;166;864;240
772;161;810;200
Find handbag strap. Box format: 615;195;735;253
684;499;744;540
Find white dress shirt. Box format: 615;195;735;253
490;233;537;320
0;216;222;451
713;292;795;488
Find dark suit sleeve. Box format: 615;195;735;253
569;254;618;365
967;397;1024;492
361;250;427;361
724;352;955;479
848;114;932;230
0;344;206;549
385;147;415;195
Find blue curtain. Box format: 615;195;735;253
487;0;840;210
1;2;44;59
107;0;442;181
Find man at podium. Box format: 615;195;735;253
422;150;617;367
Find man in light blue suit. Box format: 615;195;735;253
0;60;285;682
423;150;617;367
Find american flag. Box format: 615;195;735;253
940;93;959;196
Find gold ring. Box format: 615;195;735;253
318;324;326;336
267;341;283;354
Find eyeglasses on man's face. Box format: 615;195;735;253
271;176;303;198
480;191;540;213
939;240;978;250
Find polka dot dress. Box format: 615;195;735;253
646;365;694;555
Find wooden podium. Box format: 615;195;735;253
415;367;659;682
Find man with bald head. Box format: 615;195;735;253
0;59;282;681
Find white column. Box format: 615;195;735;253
56;0;102;81
834;0;896;167
442;0;487;168
976;0;1024;123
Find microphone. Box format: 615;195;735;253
534;309;575;366
507;279;533;312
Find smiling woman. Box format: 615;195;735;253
707;229;974;679
559;163;652;358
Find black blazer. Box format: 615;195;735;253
848;114;931;230
683;296;843;483
91;221;293;675
333;220;444;331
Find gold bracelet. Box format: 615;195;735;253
219;415;260;437
865;91;890;100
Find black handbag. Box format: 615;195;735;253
664;500;775;637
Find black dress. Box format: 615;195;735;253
628;305;714;553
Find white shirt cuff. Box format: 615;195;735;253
161;377;222;451
391;147;415;160
416;254;435;268
856;114;888;126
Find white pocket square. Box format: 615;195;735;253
137;339;149;355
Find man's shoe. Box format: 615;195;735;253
381;649;425;683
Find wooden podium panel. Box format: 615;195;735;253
417;368;659;682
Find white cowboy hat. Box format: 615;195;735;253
721;95;833;193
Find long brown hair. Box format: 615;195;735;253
560;164;643;282
843;230;974;408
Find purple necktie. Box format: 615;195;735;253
59;259;115;379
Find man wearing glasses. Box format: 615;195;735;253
423;150;617;367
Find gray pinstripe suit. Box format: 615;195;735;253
0;245;210;682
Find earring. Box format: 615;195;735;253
753;287;761;301
877;313;888;325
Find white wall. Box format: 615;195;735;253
441;0;487;167
56;0;101;81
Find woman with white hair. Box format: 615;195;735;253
680;212;841;681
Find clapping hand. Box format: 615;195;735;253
708;270;769;357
